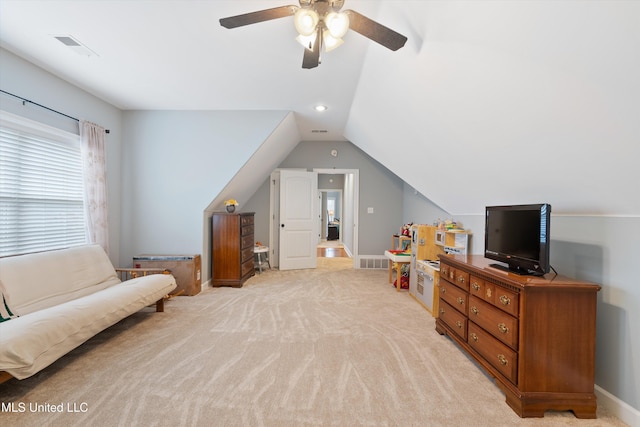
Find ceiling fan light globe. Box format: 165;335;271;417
296;33;317;51
294;9;319;36
325;12;349;39
322;31;344;52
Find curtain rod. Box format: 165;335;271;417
0;89;110;134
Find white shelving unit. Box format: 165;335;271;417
435;230;471;255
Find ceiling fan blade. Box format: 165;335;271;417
302;30;321;69
344;10;407;51
219;5;297;29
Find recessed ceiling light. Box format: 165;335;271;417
314;105;328;112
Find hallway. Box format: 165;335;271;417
316;241;349;258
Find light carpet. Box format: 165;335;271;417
0;258;626;426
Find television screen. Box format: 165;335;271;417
484;204;551;276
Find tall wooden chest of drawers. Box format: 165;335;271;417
435;255;601;419
211;212;255;287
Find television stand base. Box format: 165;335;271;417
489;263;544;277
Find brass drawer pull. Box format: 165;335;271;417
498;354;508;366
440;308;445;315
456;320;463;329
498;323;509;334
457;297;465;305
470;332;478;342
441;287;446;294
471;306;479;315
471;282;480;291
499;295;511;306
458;276;465;284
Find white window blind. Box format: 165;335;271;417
0;111;86;257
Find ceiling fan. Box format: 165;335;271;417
219;0;408;69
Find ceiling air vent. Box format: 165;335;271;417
311;130;328;133
53;35;98;57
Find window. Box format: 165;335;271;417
0;111;86;257
327;198;335;222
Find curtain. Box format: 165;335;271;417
79;120;109;254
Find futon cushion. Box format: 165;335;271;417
0;245;121;316
0;273;176;379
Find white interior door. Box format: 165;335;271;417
279;170;318;270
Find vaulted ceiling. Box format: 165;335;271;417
1;0;638;216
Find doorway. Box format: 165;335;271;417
319;189;342;241
317;241;349;258
270;168;359;268
315;169;358;263
318;188;348;259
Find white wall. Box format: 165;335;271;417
346;1;640;217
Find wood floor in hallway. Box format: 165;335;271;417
317;247;349;258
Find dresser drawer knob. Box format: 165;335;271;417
470;333;478;342
498;323;509;334
458;276;465;284
457;297;465;305
498;354;508;366
440;308;445;315
499;295;511;306
456;320;463;329
471;306;479;315
471;282;480;291
440;287;446;294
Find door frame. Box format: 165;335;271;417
270;168;359;269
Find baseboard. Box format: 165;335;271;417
343;245;353;258
201;279;211;291
595;384;640;426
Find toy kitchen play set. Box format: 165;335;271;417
409;223;471;316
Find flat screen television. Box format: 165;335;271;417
484;203;551;276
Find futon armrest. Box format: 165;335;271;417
115;268;174;312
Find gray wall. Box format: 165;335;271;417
119;110;286;267
244;141;404;256
280;141;404;255
0;48;124;264
318;173;344;189
552;216;639;411
243;178;271;246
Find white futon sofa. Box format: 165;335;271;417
0;244;177;382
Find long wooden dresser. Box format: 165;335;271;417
435;254;601;418
211;212;254;287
